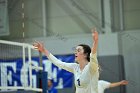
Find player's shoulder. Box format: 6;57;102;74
98;80;111;89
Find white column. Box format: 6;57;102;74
119;0;124;31
42;0;47;36
104;0;112;33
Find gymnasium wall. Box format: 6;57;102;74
119;30;140;93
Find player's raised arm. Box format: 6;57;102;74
89;28;99;73
91;28;98;54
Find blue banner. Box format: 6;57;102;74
0;54;75;89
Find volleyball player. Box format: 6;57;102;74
33;28;99;93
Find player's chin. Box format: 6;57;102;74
75;58;79;64
75;58;78;62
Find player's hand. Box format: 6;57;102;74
33;41;46;53
120;80;129;85
91;28;98;42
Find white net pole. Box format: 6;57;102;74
28;46;32;88
0;40;43;92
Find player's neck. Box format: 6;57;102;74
79;60;88;71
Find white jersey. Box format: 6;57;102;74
48;53;99;93
98;80;111;93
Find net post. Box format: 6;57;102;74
37;51;48;93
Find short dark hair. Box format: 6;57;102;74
48;79;53;83
78;44;91;62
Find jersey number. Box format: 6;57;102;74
77;79;81;86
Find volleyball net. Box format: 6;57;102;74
0;40;47;93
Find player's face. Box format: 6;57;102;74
74;46;86;63
48;80;52;88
